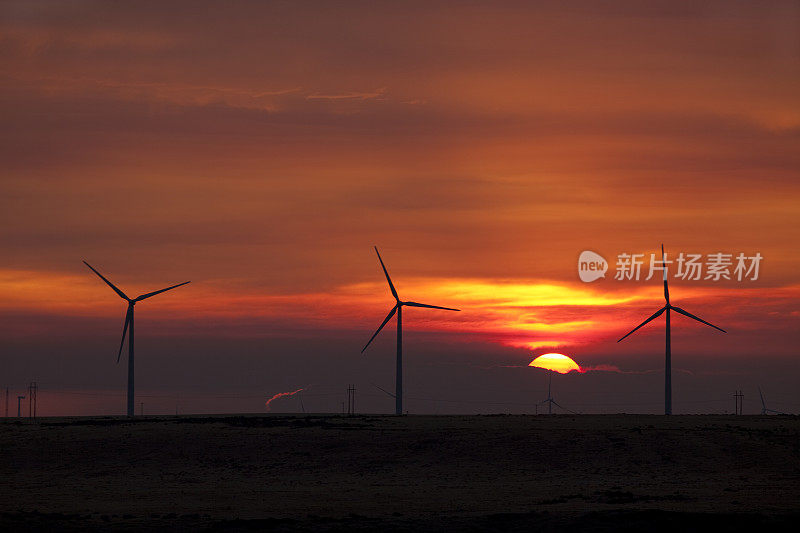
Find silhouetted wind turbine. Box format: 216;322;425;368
361;247;459;415
84;261;190;417
758;386;785;415
617;244;726;415
536;371;577;415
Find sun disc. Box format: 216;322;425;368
528;352;582;374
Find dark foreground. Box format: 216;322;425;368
1;414;799;531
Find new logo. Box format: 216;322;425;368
578;251;607;282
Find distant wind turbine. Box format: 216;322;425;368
537;371;576;415
361;246;460;415
617;244;726;415
84;261;190;417
758;386;785;415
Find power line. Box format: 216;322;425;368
16;386;798;414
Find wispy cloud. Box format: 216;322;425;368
306;87;387;101
1;74;302;111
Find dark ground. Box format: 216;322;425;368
1;414;799;531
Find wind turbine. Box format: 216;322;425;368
84;261;190;417
617;244;726;415
536;371;576;415
758;386;785;415
361;246;460;415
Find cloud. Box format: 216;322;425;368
0;1;798;409
2;266;798;364
306;87;387;101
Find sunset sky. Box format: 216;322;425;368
1;1;798;415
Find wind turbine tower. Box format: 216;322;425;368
542;372;554;415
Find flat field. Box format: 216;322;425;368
1;414;798;531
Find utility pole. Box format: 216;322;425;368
17;395;25;417
734;390;743;415
28;382;38;420
346;384;356;416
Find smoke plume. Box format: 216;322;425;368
265;388;305;411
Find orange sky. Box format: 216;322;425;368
1;1;798;414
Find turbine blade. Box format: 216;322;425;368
374;246;399;301
670;306;726;333
758;386;766;409
135;281;191;302
617;306;666;342
371;382;396;399
117;307;132;363
662;244;669;303
83;261;129;301
403;301;460;311
361;305;398;353
551;400;579;415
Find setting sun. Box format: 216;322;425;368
529;353;583;374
